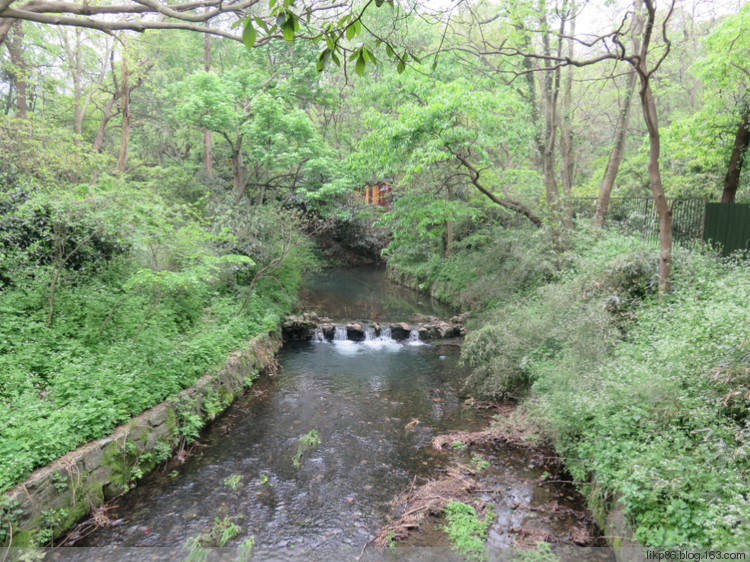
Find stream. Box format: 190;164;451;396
58;267;610;560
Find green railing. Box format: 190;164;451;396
703;203;750;256
572;197;707;247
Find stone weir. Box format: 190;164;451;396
282;312;469;342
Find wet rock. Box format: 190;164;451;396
346;322;366;341
411;313;439;324
390;322;411;340
282;315;317;341
418;320;466;341
451;311;471;324
418;324;441;340
319;322;336;341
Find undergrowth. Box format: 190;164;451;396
443;500;495;561
0;175;313;495
389;222;750;549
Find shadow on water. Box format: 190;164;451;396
60;268;610;561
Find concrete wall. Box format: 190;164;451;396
1;334;280;547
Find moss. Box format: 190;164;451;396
218;385;233;407
164;407;178;436
10;528;33;547
56;499;90;538
100;440;132;494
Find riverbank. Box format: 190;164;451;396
385;224;750;551
1;334;281;547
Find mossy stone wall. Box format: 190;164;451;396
1;334;280;547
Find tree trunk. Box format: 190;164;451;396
721;105;750;203
116;54;131;172
559;2;575;229
638;71;672;294
444;184;453;257
636;0;672;295
203;26;213;176
231;136;247;201
92;97;117;152
595;1;643;227
594;69;638;226
7;21;26;117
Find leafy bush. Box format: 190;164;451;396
0;176;311;495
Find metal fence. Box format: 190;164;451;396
572;197;707;247
703;203;750;256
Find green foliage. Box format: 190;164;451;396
211;515;241;547
183;514;243;556
292;429;321;469
0;170;304;495
0;497;23;545
461;230;650;399
531;248;750;548
442;501;494;562
223;474;242;491
387;222;559;311
470;455;490;471
238;536;256;561
397;219;750;548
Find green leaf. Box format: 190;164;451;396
397;60;406;74
230;18;243;29
432;59;438;70
386;44;395;58
326;35;335;50
346;24;356;40
409;52;421;63
254;16;269;33
283;20;295;42
269;0;277;10
317;49;329;72
331;51;341;67
242;19;256;48
365;48;377;64
355;53;366;75
353;18;362;35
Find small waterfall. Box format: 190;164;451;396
333;326;348;341
364;326;376;341
380;324;392;339
407;328;425;346
312;327;325;343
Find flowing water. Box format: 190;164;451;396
67;267;608;560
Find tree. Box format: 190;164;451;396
454;0;678;291
595;4;643;226
174;50;332;204
352;71;542;227
697;4;750;203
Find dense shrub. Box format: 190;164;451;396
392;220;750;548
0;178;312;495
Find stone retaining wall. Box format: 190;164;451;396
1;333;281;547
